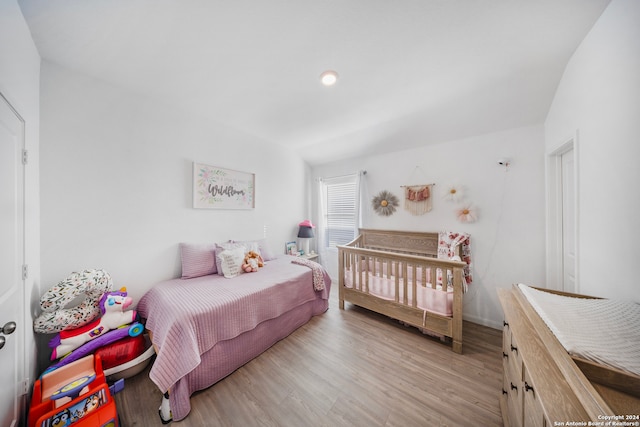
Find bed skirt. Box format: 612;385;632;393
163;297;329;421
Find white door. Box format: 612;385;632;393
547;137;579;293
561;149;576;293
0;93;25;427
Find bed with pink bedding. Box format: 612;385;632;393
137;253;331;422
338;229;467;353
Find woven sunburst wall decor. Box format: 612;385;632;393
372;190;399;216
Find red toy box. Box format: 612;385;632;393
28;354;118;427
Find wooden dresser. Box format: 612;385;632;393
498;285;640;426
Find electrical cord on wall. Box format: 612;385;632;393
478;167;510;282
462;168;510;308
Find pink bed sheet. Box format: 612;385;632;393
136;255;331;421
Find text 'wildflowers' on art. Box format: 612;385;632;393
193;162;255;209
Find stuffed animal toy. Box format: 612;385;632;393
242;250;264;273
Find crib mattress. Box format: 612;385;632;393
518;284;640;377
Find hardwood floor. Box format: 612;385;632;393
115;291;503;426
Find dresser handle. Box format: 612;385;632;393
524;382;534;393
502;389;508;395
502;352;508;359
503;320;509;327
510;382;518;391
510;344;518;354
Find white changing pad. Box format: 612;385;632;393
518;284;640;377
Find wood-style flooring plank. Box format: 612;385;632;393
116;290;503;426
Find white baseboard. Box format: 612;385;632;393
463;313;503;330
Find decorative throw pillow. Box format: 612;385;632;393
233;238;277;261
215;242;245;275
219;247;245;278
180;243;217;278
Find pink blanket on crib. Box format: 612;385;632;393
344;268;453;317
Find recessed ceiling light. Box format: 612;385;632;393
320;70;338;86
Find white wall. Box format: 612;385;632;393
31;0;638;373
313;125;546;328
0;0;41;400
545;0;639;302
40;61;310;308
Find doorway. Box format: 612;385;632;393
547;134;579;293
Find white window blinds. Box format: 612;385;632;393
322;174;360;248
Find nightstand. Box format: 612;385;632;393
300;253;318;261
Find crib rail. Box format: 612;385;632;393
357;228;440;257
337;231;465;353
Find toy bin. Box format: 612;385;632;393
28;354;118;427
103;334;155;382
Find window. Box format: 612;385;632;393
321;174;359;248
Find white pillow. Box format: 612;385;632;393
233;238;277;261
220;247;245;278
215;242;244;275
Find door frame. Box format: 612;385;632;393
0;90;27;427
546;131;579;293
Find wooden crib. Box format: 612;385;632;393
337;229;466;353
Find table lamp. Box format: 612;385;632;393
297;220;315;255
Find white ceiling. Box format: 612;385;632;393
18;0;611;165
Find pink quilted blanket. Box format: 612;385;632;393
136;255;331;420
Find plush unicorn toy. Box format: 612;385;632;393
49;288;137;360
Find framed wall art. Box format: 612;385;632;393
193;162;255;209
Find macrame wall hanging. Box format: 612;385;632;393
401;184;434;215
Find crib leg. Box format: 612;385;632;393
159;391;173;424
